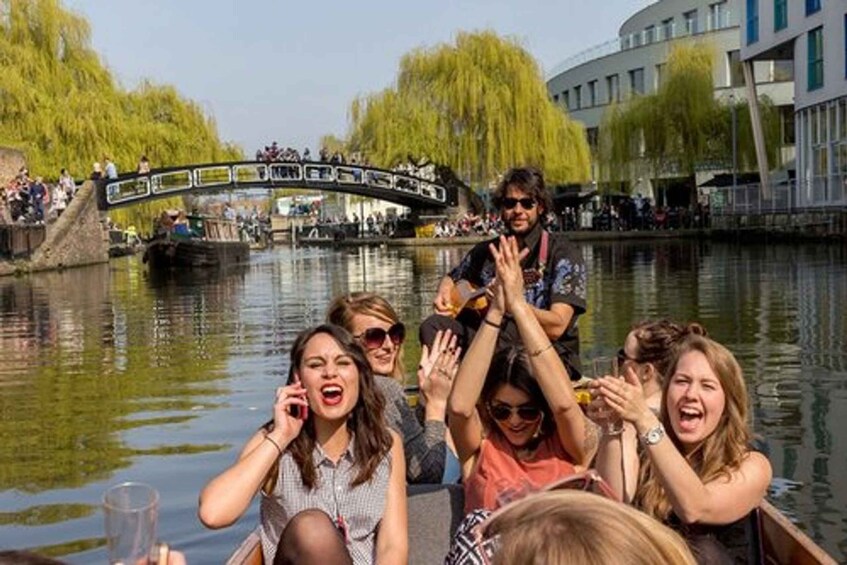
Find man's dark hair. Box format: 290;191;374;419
492;167;553;215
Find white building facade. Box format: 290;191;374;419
546;0;795;200
741;0;847;207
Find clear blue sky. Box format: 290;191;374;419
64;0;649;155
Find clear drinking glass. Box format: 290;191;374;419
103;482;159;565
591;356;624;435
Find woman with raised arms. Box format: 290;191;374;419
198;324;407;565
448;235;596;513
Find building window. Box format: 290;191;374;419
574;85;582;110
606;74;620;103
805;0;820;16
563;90;570;110
629;68;645;95
661;18;674;40
708;2;728;30
553;93;559;104
644;25;656;44
779;105;796;145
586;127;599;150
773;59;794;82
684;10;698;35
808;26;823;91
728;50;746;87
774;0;787;31
746;0;759;45
655;63;666;88
588;80;598;107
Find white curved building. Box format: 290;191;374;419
546;0;795;204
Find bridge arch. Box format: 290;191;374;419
98;160;456;212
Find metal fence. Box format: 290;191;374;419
710;175;847;215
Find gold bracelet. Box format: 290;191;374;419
264;435;283;455
529;342;554;357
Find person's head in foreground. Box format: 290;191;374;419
478;490;697;565
326;292;406;381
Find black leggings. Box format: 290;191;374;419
273;509;353;565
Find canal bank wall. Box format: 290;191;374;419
711;210;847;241
0;181;108;277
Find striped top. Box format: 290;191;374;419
259;435;391;565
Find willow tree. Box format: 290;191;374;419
348;31;590;188
598;41;781;201
0;0;242;229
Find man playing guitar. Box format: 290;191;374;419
421;166;587;380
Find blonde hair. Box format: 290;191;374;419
637;334;753;520
326;292;405;381
488;490;696;565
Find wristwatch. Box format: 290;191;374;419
640;422;665;446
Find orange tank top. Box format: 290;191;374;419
463;431;577;513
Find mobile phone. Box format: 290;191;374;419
288;374;309;420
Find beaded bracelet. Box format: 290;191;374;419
264;435;283;455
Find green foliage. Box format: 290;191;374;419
598;41;781;193
348;30;590;186
0;0;243;227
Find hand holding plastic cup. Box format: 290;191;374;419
103;482;159;564
590;356;624;435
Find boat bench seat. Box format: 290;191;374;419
407;483;465;565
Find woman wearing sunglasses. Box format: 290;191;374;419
448;235;595;514
327;292;460;484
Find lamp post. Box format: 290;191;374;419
729;93;738;190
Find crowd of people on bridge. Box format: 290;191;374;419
0;166;79;225
255;142;360;166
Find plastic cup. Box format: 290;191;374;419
103;482;159;565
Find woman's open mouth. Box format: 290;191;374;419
320;384;344;406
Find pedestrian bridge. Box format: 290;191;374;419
98;160;454;211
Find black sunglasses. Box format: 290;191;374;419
355;322;405;349
487;402;542;422
500;197;536;211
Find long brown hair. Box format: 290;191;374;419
326;291;405;381
636;335;753;520
263;324;391;492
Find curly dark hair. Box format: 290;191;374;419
492;167;553;216
263;324;391;491
480;345;555;441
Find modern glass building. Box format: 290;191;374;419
546;0;795;202
741;0;847;207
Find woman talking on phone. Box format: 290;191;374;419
198;324;407;565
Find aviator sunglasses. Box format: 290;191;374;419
354;322;406;349
500;197;536;211
487;402;543;422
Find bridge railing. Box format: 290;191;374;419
105;161;448;208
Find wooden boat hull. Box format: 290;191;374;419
226;495;836;565
143;238;249;269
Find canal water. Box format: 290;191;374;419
0;240;845;563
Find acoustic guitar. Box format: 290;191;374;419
446;280;490;318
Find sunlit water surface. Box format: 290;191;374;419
0;240;845;562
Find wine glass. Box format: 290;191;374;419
103;482;159;565
590;356;624;435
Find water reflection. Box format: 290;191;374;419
0;241;844;562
